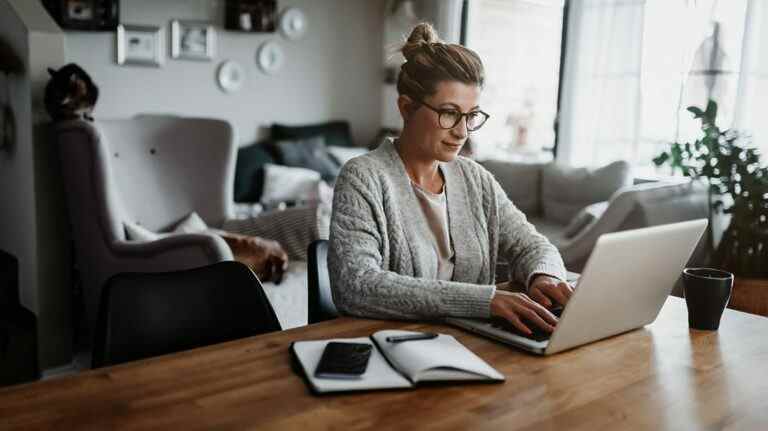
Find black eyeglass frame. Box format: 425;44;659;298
417;99;490;132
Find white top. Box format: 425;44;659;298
411;181;455;281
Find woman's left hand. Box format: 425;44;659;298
529;275;573;307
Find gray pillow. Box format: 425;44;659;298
327;145;368;166
563;201;609;238
272;136;340;182
542;161;632;225
481;160;544;216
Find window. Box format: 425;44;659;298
640;0;749;173
464;0;566;162
556;0;762;172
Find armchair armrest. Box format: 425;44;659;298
110;232;234;268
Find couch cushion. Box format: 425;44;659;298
269;136;340;182
260;163;322;205
234;142;275;203
481;160;543;216
542;161;632;225
222;203;330;261
271;120;354;148
527;217;569;250
563;201;609;238
327;145;368;166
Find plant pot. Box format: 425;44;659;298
728;277;768;317
712;216;768;278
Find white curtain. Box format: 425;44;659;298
557;0;761;169
556;0;646;167
733;0;768;156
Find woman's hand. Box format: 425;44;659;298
528;275;573;308
490;290;559;335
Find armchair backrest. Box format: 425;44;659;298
55;116;237;335
98;115;235;231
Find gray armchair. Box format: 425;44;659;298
55;115;236;332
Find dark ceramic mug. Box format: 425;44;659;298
682;268;734;330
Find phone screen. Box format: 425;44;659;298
314;342;373;379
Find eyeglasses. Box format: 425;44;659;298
418;99;490;132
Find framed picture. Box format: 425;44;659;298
42;0;119;31
116;24;163;67
171;20;215;61
225;0;277;32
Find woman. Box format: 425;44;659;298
328;23;573;335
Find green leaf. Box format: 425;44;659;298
687;106;704;118
705;99;718;121
652;152;670;166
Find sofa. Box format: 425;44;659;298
481;160;710;274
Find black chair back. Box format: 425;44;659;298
0;249;39;386
92;261;281;368
307;240;338;324
0;249;19;309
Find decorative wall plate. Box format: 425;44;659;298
216;60;245;93
256;41;285;75
279;7;307;40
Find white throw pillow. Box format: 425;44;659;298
173;211;208;233
124;221;161;241
260;163;322;205
327;145;368;166
124;211;208;241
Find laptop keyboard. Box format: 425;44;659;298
490;307;563;342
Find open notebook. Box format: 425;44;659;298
291;330;504;394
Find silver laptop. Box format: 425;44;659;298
447;219;708;355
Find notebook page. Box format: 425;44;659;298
371;330;504;383
292;337;412;393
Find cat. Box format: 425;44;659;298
44;63;99;122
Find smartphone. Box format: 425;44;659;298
314;342;373;379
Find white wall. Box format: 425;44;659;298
0;0;37;322
380;0;463;129
64;0;385;147
0;0;71;369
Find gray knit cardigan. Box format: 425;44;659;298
328;139;566;320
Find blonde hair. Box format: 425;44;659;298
396;22;485;101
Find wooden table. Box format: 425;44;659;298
2;297;767;430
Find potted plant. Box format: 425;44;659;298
654;100;768;313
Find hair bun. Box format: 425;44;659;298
401;22;441;62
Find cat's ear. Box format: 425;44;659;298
47;68;56;76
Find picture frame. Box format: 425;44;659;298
171;20;215;61
116;24;163;67
42;0;119;31
224;0;277;32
